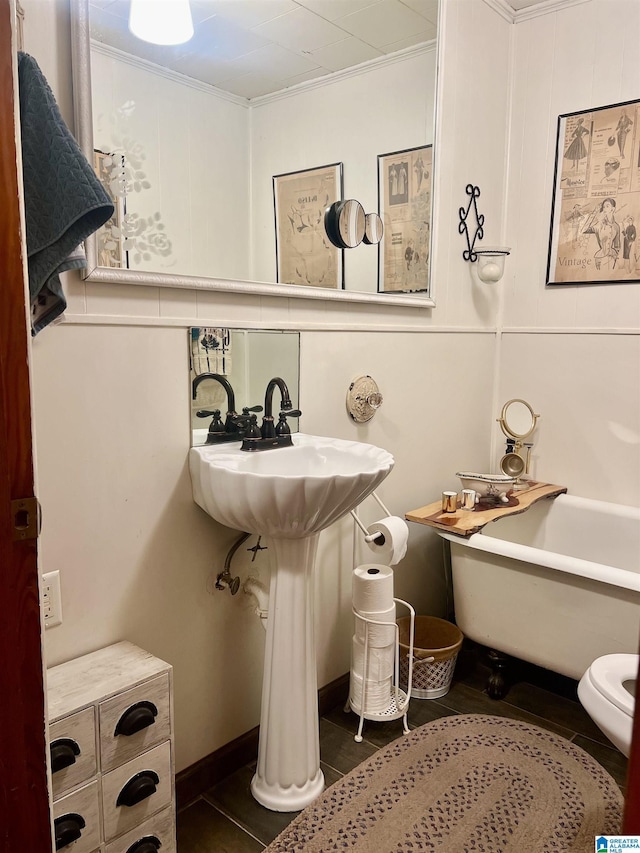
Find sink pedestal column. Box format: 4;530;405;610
251;533;325;811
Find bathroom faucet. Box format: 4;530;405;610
236;377;301;451
192;373;241;442
262;377;292;439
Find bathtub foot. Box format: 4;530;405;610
486;650;509;699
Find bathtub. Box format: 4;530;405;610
438;493;640;681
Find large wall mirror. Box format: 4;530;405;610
71;0;439;308
190;328;300;446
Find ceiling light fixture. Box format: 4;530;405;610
129;0;194;46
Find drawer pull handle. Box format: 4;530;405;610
126;835;162;853
54;812;86;850
115;701;158;737
50;737;81;773
117;770;160;808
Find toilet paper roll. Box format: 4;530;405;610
349;670;392;714
365;516;409;566
353;564;394;614
354;603;397;647
351;636;395;681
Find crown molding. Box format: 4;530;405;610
90;40;249;107
482;0;591;24
250;41;436;107
90;38;436;109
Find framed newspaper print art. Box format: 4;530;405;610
273;162;343;289
377;145;432;293
547;98;640;285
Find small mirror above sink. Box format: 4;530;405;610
189;328;299;447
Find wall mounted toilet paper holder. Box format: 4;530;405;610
350;491;390;542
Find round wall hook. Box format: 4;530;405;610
346;375;383;423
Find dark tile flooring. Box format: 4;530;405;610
176;646;628;852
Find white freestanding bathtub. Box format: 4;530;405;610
438;494;640;681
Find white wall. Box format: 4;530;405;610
250;47;437;292
89;42;437;294
91;46;251;280
501;0;640;506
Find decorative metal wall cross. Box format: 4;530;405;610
458;184;484;262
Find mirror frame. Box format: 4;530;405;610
70;0;437;310
498;399;540;440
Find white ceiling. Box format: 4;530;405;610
88;0;556;100
89;0;439;99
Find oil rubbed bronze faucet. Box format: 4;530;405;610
192;373;247;444
262;377;293;438
238;377;301;452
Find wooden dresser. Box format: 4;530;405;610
47;642;175;853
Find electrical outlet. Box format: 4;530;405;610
41;570;62;628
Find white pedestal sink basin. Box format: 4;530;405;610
189;433;394;811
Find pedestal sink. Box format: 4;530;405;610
189;433;394;811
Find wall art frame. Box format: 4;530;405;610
377;144;432;293
547;97;640;286
94;149;128;269
273;162;344;289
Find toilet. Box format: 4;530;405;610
578;654;637;757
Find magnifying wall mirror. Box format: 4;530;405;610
324;200;366;249
70;0;438;308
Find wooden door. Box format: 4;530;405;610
0;1;51;848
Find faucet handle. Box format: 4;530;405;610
275;409;301;438
242;405;263;414
197;409;226;436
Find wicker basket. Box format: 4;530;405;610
398;616;463;699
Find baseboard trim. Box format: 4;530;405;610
176;672;350;810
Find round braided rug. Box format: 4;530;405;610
265;714;623;853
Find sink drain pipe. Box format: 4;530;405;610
243;577;269;629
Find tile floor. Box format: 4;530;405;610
176;645;629;852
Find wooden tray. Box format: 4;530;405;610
405;480;567;537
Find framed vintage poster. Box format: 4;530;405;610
273;163;343;288
94;150;127;269
377;145;432;293
547;98;640;285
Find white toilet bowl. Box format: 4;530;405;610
578;653;637;757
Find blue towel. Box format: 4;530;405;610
18;52;114;335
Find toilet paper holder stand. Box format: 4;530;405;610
347;599;416;743
350;491;391;542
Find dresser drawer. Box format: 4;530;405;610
53;780;101;853
104;805;175;853
99;675;170;772
101;741;172;842
50;707;97;800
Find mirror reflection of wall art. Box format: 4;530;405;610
547;97;640;286
273;163;343;289
377;145;432;293
93;101;173;269
190;327;232;377
94;150;127;268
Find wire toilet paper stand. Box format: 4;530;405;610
348;599;415;742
